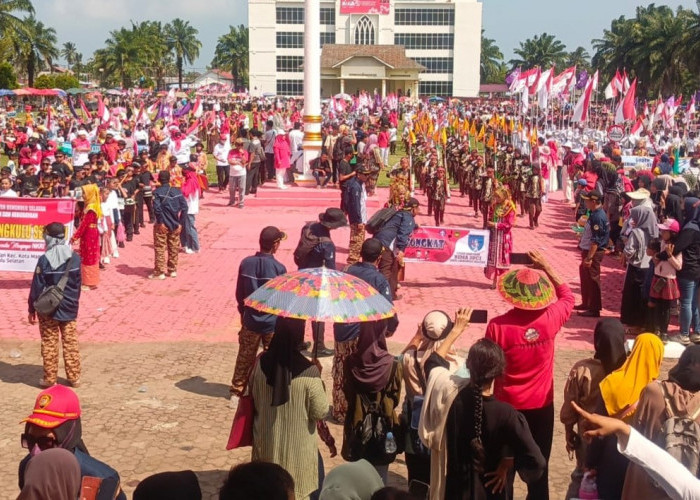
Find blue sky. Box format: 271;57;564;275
34;0;698;69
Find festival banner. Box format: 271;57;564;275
621;156;691;172
404;226;491;267
0;198;76;272
340;0;390;15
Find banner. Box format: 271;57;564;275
340;0;390;15
0;198;76;272
404;226;490;267
622;156;691;172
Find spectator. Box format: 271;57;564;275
150;170;188;280
319;459;384;500
133;470;201;500
220;462;295;500
17;448;81;500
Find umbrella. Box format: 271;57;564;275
244;267;395;323
106;89;123;96
0;89;15;96
262;92;276;98
334;93;352;101
66;88;89;95
428;96;445;103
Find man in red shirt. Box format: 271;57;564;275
485;250;574;500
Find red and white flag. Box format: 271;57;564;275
572;70;598;123
551;66;575;96
528;67;541;96
689;95;696;118
621;70;630;93
604;69;622;100
615;78;637;124
192;97;203;118
630;119;643;137
537;67;554;109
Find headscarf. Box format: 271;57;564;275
665;185;684;223
593;318;627;375
17;448;81;500
683;197;700;232
259;317;313;406
668;344;700;392
318;459;384;500
346;320;394;393
81;184;103;219
43;232;72;271
180;168;199;198
630;205;659;241
133;470;202;500
599;333;664;419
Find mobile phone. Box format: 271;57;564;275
470;309;488;323
510;252;533;265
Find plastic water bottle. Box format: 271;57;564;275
384;432;397;454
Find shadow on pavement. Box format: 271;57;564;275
0;361;44;387
175;376;229;399
114;264;153;277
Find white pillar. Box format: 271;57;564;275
381;79;386;97
301;0;322;181
340;78;345;94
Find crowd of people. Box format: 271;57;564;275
9;89;700;499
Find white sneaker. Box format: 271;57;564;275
148;273;166;280
112;252;119;258
103;257;110;264
169;271;177;278
185;247;194;254
279;185;289;190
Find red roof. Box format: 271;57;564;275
211;69;234;80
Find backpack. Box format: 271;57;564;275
660;381;700;476
342;361;404;466
293;223;331;268
366;207;397;235
33;255;75;316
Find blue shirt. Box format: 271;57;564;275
374;210;417;252
153;185;188;231
237;252;287;333
333;262;399;342
579;207;609;250
301;223;336;270
343;176;365;225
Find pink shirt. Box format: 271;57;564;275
485;284;574;410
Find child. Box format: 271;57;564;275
99;187;117;264
647;219;682;342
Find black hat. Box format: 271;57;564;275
259;226;287;248
581;189;603;201
403;197;420;210
319;208;348;229
355;163;373;175
44;222;66;239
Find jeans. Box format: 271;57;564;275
180;213;200;252
313;170;330;187
678;277;700;335
229;174;246;206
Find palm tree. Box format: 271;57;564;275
94;27;151;88
566;46;590;72
61;41;77;70
164;18;201;89
509;33;567;70
480;30;504;83
211;25;248;90
13;15;57;87
0;0;34;37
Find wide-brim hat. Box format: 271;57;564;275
497;268;557;311
319;208;348;229
627;188;650;200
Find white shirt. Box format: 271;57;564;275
168;136;197;164
0;188;18;197
288;129;304;153
213;141;230;166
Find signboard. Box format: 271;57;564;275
404;226;490;267
0;198;76;272
622;156;691;172
607;125;625;142
340;0;390;15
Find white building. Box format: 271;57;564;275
248;0;482;98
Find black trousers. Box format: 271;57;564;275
579;249;604;312
123;204;135;239
246;163;261;195
518;403;554;500
216;164;229;189
133;193;144;228
312;321;325;347
265;153;275;181
378;249;400;299
620;264;648;326
142;195;154;222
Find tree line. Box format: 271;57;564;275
481;2;700;98
0;0;249;90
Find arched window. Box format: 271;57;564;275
354;16;375;45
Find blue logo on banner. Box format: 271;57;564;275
468;235;484;252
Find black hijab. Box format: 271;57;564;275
346;320;394;393
593;318;627;375
669;345;700;392
665;185;684;224
260;317;313;406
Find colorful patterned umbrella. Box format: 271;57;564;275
244;267;395;323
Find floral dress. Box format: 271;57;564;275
485;201;515;279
